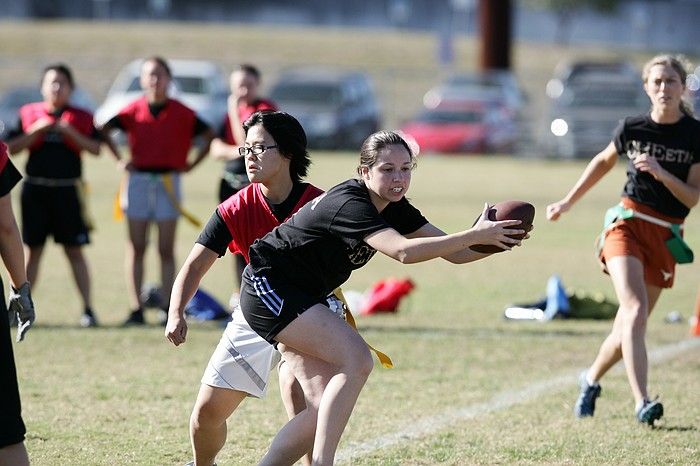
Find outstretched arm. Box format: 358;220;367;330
165;243;218;346
404;223;493;264
546;141;618;221
365;204;523;264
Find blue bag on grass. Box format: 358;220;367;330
185;289;230;321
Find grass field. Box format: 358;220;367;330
9;150;700;465
2;20;699;466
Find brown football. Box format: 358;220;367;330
469;200;535;254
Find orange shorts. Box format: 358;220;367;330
599;198;684;289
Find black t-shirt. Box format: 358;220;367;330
8;109;100;179
197;182;310;257
249;178;428;298
613;114;700;218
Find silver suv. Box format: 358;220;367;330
544;61;649;159
270;67;381;150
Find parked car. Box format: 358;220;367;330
94;59;228;129
0;85;96;139
544;60;649;159
426;70;526;116
400;100;517;154
269;67;381;150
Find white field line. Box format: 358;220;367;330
336;337;700;463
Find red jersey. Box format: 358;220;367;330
19;102;94;155
217;182;323;262
117;97;197;171
221;98;277;145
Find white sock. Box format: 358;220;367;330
585;371;598;387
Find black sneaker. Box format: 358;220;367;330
636;398;663;426
122;309;145;326
80;312;98;328
574;371;601;418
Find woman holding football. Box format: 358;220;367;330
237;130;525;465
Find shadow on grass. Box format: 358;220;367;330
24;321;225;331
654;424;696;432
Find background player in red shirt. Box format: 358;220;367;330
5;64;114;328
209;64;277;309
101;57;214;325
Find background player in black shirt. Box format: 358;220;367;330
547;54;700;425
5;64;110;328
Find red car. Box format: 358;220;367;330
400;101;517;155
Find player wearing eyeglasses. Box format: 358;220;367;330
166;111;326;466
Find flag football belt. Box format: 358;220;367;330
25;176;79;187
333;288;394;368
596;203;693;264
113;173;202;228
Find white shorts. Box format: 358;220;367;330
122;171;181;221
201;307;280;398
200;294;346;398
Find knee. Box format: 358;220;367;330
63;247;84;263
190;401;224;431
158;245;175;262
129;243;147;258
345;344;374;381
278;362;298;394
619;305;647;332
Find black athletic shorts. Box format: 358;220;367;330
239;266;327;344
0;277;27;448
21;182;90;246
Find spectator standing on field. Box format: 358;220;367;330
5;63;115;328
101;56;214;326
209;64;277;308
547;54;700;425
0;141;35;466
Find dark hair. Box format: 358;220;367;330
356;130;416;176
243;111;310;183
642;54;694;116
238;64;261;81
143;56;172;78
42;63;74;89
